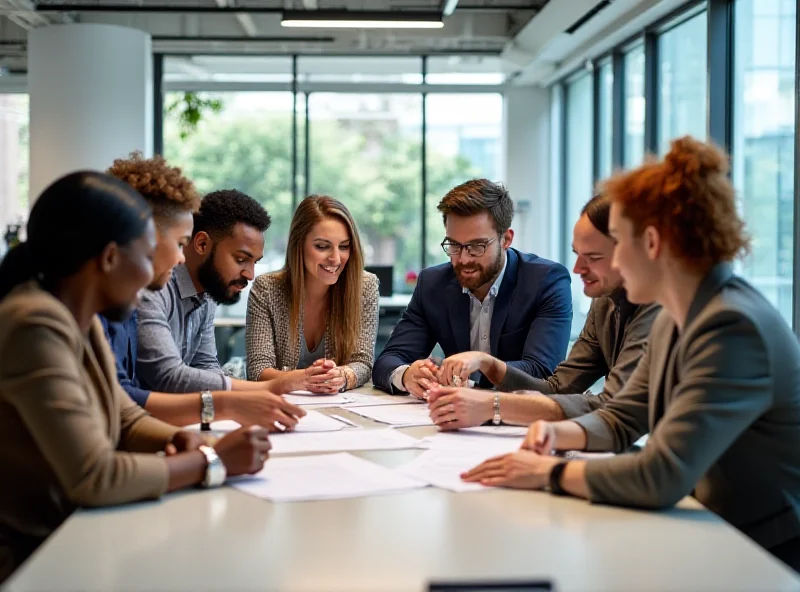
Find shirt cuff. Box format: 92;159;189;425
222;375;232;391
571;412;617;452
390;365;410;393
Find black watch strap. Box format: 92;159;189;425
549;461;569;496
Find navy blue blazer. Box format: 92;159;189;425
372;248;573;392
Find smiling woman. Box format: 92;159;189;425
245;195;380;392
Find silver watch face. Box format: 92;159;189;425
201;392;215;424
200;446;226;488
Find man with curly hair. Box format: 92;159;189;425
104;153;303;430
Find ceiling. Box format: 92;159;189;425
0;0;679;86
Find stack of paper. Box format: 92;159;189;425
460;425;528;437
269;428;420;455
347;403;433;427
183;410;345;434
340;392;424;408
283;392;354;407
418;432;523;455
395;449;499;493
232;452;426;502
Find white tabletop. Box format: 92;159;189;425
5;388;800;592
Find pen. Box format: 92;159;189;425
330;414;358;428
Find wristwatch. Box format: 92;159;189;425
549;461;569;496
492;393;502;425
198;445;226;488
200;390;215;432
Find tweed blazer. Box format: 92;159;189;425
245;271;379;389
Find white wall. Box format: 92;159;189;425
504;86;559;261
28;23;153;201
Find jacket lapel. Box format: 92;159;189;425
447;278;471;354
490;249;519;355
649;263;735;427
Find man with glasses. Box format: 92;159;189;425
373;179;572;398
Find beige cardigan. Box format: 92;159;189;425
245;271;379;388
0;282;180;582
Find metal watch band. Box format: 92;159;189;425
493;393;502;425
549;461;569;496
200;390;214;432
198;445;226;488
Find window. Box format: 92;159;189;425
426;56;508;85
425;94;504;268
657;12;708;153
733;0;796;324
164;91;297;317
623;45;646;167
564;73;594;337
0;93;28;256
298;57;422;84
308;93;423;294
596;60;614;179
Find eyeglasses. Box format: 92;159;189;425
440;237;497;257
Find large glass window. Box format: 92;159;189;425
733;0;796;324
657;11;708;153
564;73;594;337
596;60;614;179
425;94;504;268
308;93;423;294
623;45;646;167
0;93;28;256
164;91;297;317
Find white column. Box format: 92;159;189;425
504;86;559;261
28;23;153;201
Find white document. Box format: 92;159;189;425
418;432;524;455
232;452;426;502
395;449;498;493
340;392;425;408
460;425;529;437
348;403;433;426
283;393;354;407
183;410;344;434
269;428;420;455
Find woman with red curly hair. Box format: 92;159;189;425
463;136;800;569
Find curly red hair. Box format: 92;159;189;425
601;136;749;272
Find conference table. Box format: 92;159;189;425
4;386;800;592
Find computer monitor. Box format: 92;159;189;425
365;265;393;297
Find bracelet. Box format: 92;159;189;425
549;461;569;496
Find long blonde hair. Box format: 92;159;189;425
280;195;365;365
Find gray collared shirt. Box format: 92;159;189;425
136;264;231;393
464;255;507;357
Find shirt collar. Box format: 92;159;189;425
174;264;200;301
462;251;508;299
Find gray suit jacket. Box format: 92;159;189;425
573;264;800;550
500;291;659;418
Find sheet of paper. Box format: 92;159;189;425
395;449;498;493
183;410;345;434
347;403;433;426
283;393;354;407
418;432;524;455
460;425;529;437
232;452;426;502
339;392;425;408
269;428;420;455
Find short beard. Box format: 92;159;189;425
454;246;504;292
196;246;247;305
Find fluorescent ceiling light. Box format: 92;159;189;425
281;10;444;29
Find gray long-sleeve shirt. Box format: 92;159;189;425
136;264;231;393
499;289;659;418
